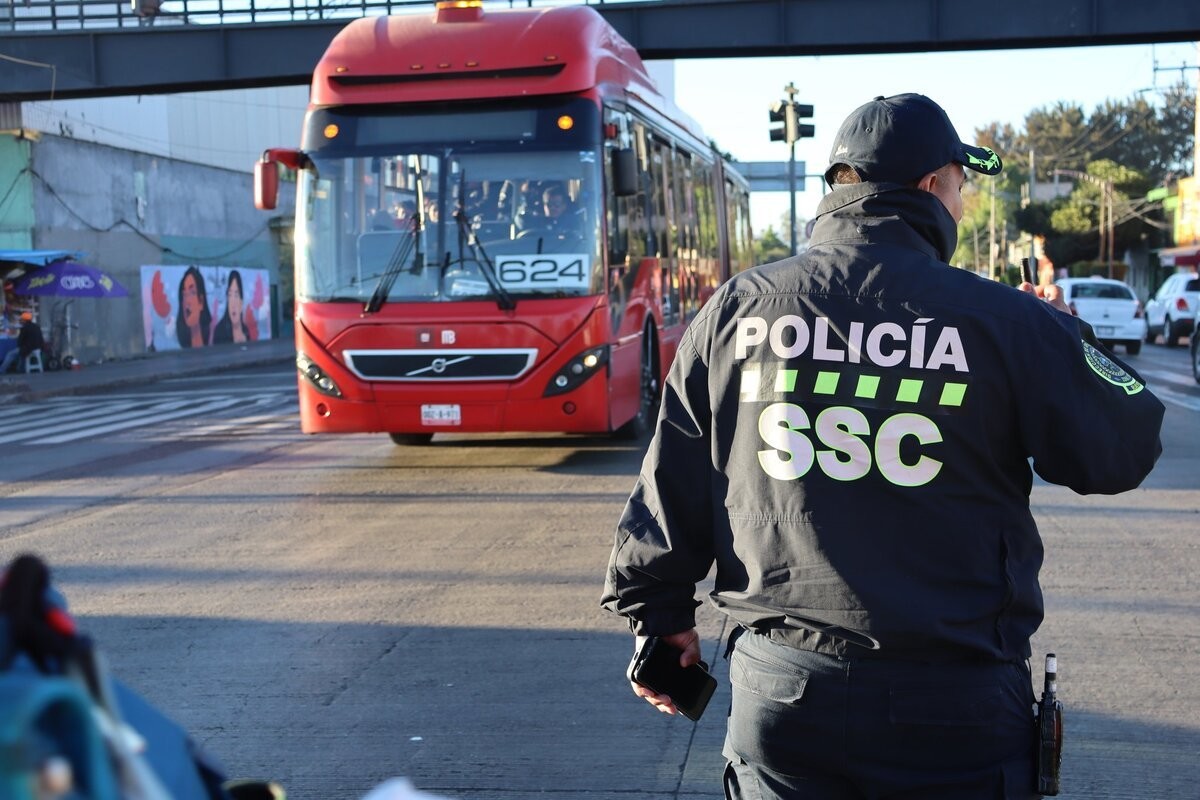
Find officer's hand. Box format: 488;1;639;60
630;629;702;716
1019;281;1072;314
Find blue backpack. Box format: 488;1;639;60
0;554;282;800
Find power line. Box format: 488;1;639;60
28;167;271;262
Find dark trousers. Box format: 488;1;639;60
722;630;1039;800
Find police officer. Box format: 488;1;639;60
601;93;1164;799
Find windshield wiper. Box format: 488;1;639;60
363;219;421;314
364;160;429;314
452;207;515;311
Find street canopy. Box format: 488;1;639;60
0;249;84;267
10;260;129;298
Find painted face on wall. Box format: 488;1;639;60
182;273;202;326
227;280;243;321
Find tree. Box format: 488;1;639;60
1086;81;1195;182
957;121;1024;278
951;177;992;274
1001;83;1194;187
708;138;735;163
1019;101;1090;179
973;82;1194;275
755;225;790;263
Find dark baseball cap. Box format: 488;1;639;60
824;93;1002;185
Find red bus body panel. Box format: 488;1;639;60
312;6;659;109
296;296;619;435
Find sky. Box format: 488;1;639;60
659;41;1199;236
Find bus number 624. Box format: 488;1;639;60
498;257;586;288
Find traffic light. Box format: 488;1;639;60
792;103;815;139
768;101;815;144
769;100;791;143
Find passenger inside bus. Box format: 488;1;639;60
369;208;395;231
511;182;584;249
509;180;547;233
540;183;582;233
393;199;417;225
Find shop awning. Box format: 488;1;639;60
1156;245;1200;269
0;249;83;267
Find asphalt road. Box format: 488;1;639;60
0;345;1197;800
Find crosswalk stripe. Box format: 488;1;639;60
1138;368;1197;391
33;397;247;444
3;384;300;445
57;390;294;402
177;410;299;438
0;398;201;445
1133;369;1200;412
1152;385;1200;413
2;400;146;431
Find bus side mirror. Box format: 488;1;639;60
613;148;637;197
254;159;279;210
254;148;304;211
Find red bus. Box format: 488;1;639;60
255;1;753;444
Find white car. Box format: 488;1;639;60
1145;271;1200;346
1056;277;1147;355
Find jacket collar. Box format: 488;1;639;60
810;182;959;263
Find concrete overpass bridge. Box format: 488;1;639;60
2;0;1200;101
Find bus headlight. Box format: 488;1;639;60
543;345;609;397
297;352;343;398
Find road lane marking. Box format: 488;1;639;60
0;399;199;444
0;400;145;432
31;397;246;444
1151;385;1200;412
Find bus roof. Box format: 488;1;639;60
311;4;705;143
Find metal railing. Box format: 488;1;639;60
1;0;658;32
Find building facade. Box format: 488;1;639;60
1;87;303;364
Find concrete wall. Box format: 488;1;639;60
21;86;309;173
0;133;34;251
29;133;291;363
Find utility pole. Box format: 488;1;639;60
973;226;981;274
989;179;996;279
785;82;797;256
1054;168;1115;277
768;83;815;256
1154;43;1200;183
1107;181;1115;277
1028;148;1037;277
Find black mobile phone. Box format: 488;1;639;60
1021;257;1035;286
628;637;717;721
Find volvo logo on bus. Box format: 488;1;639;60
402;354;475;378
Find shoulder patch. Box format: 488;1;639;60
1082;341;1144;395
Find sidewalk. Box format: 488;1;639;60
0;338;296;405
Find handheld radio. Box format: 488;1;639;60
1035;653;1064;795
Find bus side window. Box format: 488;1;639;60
607;163;629;264
607;126;650;334
648;137;679;326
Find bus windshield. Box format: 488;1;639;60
295;102;604;306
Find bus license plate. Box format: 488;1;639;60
421;404;461;426
1096;326;1114;336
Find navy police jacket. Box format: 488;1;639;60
602;182;1164;662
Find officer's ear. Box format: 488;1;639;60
914;170;939;194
